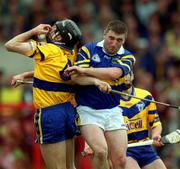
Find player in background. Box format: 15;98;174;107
5;19;111;169
119;71;167;169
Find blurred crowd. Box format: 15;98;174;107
0;0;180;169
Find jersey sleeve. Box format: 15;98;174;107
24;40;50;61
147;95;161;128
112;53;136;76
74;44;91;68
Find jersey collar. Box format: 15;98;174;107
53;42;73;51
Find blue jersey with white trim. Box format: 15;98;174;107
75;41;135;109
24;40;76;108
120;87;161;143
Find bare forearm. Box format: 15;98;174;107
7;29;35;44
11;71;34;87
71;74;111;93
151;124;162;138
5;24;51;54
21;71;34;79
82;67;123;80
71;74;99;86
5;30;35;52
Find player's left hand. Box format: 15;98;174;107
32;24;51;35
152;135;164;147
11;74;24;87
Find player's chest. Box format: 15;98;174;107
90;51;120;67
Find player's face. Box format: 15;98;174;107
103;30;126;55
47;25;62;43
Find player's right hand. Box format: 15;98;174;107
11;74;24;87
152;135;164;147
95;80;111;93
33;24;51;35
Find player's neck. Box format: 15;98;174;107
121;86;132;100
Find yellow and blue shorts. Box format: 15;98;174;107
127;145;159;167
34;102;77;144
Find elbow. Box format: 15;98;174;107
109;70;123;80
109;72;120;80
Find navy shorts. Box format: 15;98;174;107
127;145;159;167
34;102;77;144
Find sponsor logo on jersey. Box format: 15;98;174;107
126;118;143;130
111;58;119;64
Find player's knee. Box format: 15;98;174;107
94;147;108;161
111;154;126;168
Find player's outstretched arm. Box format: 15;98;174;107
71;74;111;93
11;71;34;87
64;66;123;80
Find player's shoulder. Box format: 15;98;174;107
83;42;97;49
123;48;134;56
80;42;97;55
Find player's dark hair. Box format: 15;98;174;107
104;20;128;38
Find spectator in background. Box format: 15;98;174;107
165;11;180;60
135;0;157;27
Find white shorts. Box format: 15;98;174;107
76;105;127;131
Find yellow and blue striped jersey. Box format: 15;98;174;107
75;41;135;109
120;87;161;143
24;40;76;108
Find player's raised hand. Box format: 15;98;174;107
32;24;51;35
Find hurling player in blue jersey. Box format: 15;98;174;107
65;20;136;169
120;71;167;169
5;19;111;169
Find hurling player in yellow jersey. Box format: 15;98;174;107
5;19;111;169
65;20;135;169
120;71;167;169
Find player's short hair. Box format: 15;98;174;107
104;20;128;38
55;19;82;48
